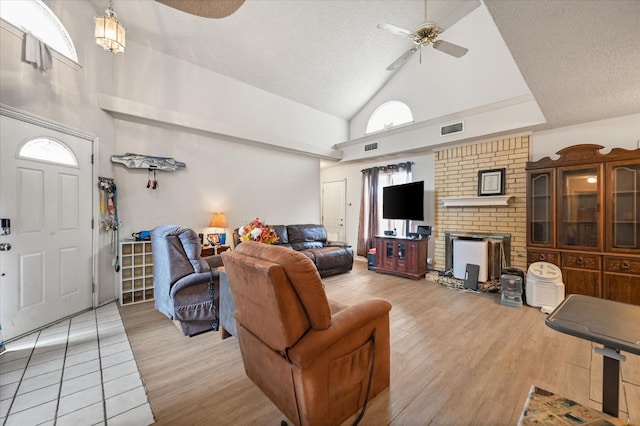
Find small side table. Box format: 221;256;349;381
201;245;230;257
545;294;640;417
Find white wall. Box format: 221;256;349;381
530;113;640;161
107;36;341;243
320;152;435;256
114;120;321;237
111;40;348;152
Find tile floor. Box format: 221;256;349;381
0;302;155;425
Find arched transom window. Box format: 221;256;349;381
0;0;78;62
366;101;413;134
19;138;78;167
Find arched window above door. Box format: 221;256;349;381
365;101;413;134
18;138;78;167
0;0;78;62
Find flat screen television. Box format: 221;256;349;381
382;181;424;220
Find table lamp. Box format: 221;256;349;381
209;212;228;245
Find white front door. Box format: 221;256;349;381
322;179;346;242
0;114;93;340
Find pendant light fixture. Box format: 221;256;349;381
95;0;125;53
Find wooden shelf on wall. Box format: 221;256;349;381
442;195;512;207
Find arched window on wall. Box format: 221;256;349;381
0;0;78;62
365;101;413;135
19;138;78;167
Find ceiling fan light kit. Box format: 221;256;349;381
378;0;480;70
409;23;442;45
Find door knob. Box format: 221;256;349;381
0;243;11;251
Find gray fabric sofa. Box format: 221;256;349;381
151;225;224;336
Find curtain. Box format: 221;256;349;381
357;167;379;257
357;162;412;257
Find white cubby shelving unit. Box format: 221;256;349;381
120;240;154;305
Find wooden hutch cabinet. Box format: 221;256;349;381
375;235;428;280
526;144;640;305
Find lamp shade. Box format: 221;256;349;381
209;212;228;228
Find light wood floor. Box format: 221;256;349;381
119;261;640;425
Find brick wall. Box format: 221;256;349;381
433;135;529;272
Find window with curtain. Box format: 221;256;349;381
357;162;412;257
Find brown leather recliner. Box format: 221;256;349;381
221;241;391;426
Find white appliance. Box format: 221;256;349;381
453;239;488;282
526;262;565;310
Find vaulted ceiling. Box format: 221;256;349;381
89;0;640;131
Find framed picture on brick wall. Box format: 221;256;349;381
478;168;505;196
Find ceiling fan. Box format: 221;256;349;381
378;0;480;70
155;0;245;19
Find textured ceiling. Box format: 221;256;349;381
91;0;640;128
484;0;640;130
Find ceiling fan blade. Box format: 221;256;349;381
437;0;480;31
377;23;412;37
432;40;469;58
387;47;419;71
156;0;245;19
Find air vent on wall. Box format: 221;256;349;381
440;121;464;136
364;142;378;152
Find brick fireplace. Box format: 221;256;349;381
433;135;529;273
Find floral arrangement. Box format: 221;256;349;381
239;218;279;244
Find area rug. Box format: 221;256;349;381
518;385;628;425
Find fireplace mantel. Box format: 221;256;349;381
442;195;512;207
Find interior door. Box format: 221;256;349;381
0;114;93;340
322;180;346;242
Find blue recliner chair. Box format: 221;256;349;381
151;225;222;336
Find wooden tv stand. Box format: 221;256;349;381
375;235;429;280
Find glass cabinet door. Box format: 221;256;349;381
558;166;601;250
608;162;640;251
528;170;554;246
397;243;406;260
386;242;394;259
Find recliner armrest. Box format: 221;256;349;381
170;270;219;297
325;241;351;248
286;298;391;369
204;255;223;269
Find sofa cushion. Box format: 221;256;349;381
307;247;353;271
271;225;288;245
287;224;327;251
